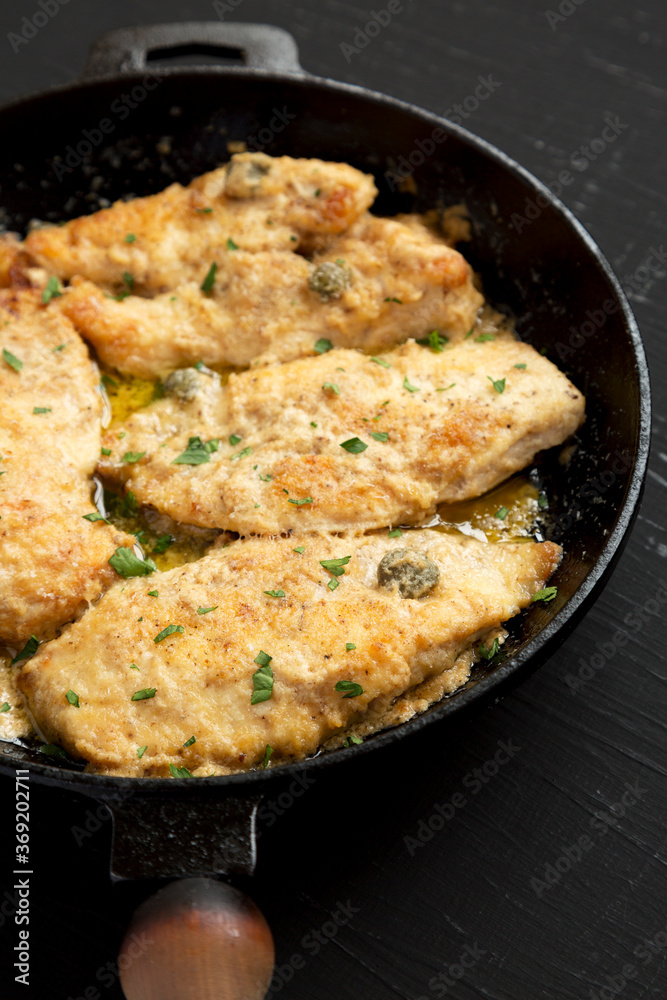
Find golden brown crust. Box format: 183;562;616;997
0;234;31;289
58;213;482;377
0;452;133;644
25;153;378;294
97;338;585;534
0;288;102;474
0;289;134;644
18;531;562;776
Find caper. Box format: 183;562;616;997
377;548;440;599
225;154;272;198
162;368;203;403
308;261;352;301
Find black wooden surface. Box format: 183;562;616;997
1;2;665;998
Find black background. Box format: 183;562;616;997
0;2;666;999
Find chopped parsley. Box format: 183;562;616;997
436;383;457;392
82;512;110;524
327;577;339;591
227;237;239;250
264;589;285;598
314;338;334;354
345;735;363;746
230;446;252;461
251;655;274;705
2;349;22;372
38;744;68;760
53;344;66;352
259;473;272;482
10;635;39;666
538;494;549;510
153;534;173;554
320;556;351;577
287;496;313;505
131;688;156;701
495;507;509;520
121;451;145;464
403;376;420;393
154;625;184;644
0;703;9;713
416;330;448;352
122;271;134;290
370;356;391;368
172;436;219;465
384;297;403;304
340;437;367;454
183;735;196;748
293;546;305;554
346;643;356;651
262;744;274;768
335;680;364;698
42;276;62;303
532;587;558;603
109;548;156;579
474;332;495;342
169;764;193;778
197;606;218;615
32;406;52;414
201;261;217;294
388;528;402;538
514;363;527;369
464;328;474;339
65;689;80;708
370;431;388;442
124;233;137;242
195;207;213;214
137;745;147;758
479;638;500;660
229;434;242;446
322;382;340;395
148;589;159;598
129;663;140;670
101;373;118;390
487;376;506;394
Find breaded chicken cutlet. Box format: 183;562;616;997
98;338;584;535
24;152;379;291
0;289;133;645
57;212;482;376
18;530;562;776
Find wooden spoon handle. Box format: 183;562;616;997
118;878;275;1000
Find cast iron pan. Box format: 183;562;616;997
0;22;651;999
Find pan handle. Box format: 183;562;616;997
81;22;304;79
106;793;275;997
105;791;261;879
